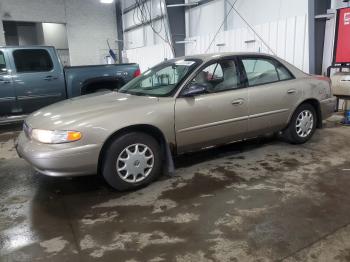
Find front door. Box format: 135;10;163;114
0;50;17;117
175;59;248;153
10;48;64;114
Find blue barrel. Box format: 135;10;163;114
344;110;350;125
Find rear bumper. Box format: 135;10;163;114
16;132;100;177
320;97;337;120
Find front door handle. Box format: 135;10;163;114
44;76;58;81
0;79;10;84
232;99;245;105
287;89;296;94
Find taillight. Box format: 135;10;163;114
133;68;141;77
314;75;332;96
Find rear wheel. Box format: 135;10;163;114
102;132;162;191
283;103;317;144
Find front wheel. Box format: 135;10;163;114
283;103;317;144
102;132;162;191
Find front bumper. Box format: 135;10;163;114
320;96;337;120
16;132;101;177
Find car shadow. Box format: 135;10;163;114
174;134;279;169
31;134;281;196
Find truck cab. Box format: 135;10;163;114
0;46;65;123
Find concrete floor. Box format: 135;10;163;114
1;117;350;262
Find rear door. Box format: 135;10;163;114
0;49;17;116
175;58;248;153
239;56;302;137
10;48;65;114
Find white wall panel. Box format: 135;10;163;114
226;0;308;30
269;21;278;55
0;0;117;66
123;10;141;29
42;23;68;49
187;0;225;37
276;19;286;58
124;27;145;49
185;15;309;73
295;15;308;71
64;0;118;66
124;43;173;72
322;13;336;75
285;17;296;63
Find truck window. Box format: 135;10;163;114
13;49;53;73
0;51;6;73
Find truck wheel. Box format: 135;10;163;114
283;103;317;144
102;132;162;191
95;88;110;93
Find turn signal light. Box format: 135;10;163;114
67;131;82;142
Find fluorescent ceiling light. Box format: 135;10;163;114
100;0;114;3
175;40;196;44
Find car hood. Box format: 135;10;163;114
26;91;161;129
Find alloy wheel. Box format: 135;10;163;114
295;110;314;138
116;143;154;183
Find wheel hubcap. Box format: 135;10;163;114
296;110;314;138
116;143;154;183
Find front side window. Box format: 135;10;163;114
119;59;199;97
190;59;240;93
13;49;53;73
0;51;6;74
241;57;293;86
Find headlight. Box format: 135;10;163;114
31;129;82;144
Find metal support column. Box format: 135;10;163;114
166;0;186;57
115;0;124;63
308;0;331;74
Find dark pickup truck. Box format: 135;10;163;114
0;46;140;124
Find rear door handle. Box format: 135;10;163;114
232;99;245;105
287;89;296;94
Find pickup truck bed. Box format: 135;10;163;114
64;63;139;97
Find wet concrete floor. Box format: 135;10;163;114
1;118;350;261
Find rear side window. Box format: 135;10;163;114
0;51;6;73
13;49;53;73
241;57;293;86
276;65;293;80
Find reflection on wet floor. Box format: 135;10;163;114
1;120;350;261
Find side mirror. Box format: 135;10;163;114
181;83;207;97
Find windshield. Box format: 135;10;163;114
119;59;200;97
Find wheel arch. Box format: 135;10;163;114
97;124;173;174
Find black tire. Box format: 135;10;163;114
102;132;162;191
283;103;317;144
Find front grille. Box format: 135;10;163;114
23;122;32;139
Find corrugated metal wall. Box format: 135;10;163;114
185;14;309;72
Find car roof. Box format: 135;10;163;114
176;52;277;62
